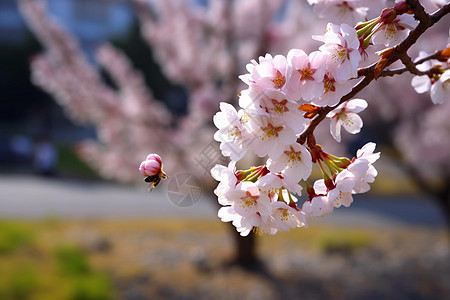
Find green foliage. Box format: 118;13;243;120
0;222;35;254
54;245;91;275
68;273;114;300
0;266;38;300
9;266;38;300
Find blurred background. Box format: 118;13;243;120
0;0;449;299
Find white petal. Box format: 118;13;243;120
411;76;431;94
341;113;363;134
330;117;341;142
346;99;368;113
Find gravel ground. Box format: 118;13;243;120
68;219;449;300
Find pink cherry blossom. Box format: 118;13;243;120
239;53;288;92
240;89;308;134
139;153;163;176
316;23;362;82
285;49;327;101
248;115;297;160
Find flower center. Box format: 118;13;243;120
226;126;241;140
340;114;355;127
333;46;348;62
270;99;289;115
278;208;291;221
323;75;336;94
272;70;286;89
384;23;397;40
298;66;316;81
240;191;258;208
284;146;302;166
261;123;283;140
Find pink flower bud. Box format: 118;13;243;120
146;153;162;164
139;154;163;176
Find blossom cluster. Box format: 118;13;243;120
209;0;450;237
210;16;388;235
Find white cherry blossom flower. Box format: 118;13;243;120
411;51;442;94
431;70;450;104
239;89;308;134
239;53;288;92
256;173;284;201
247;115;297;159
328;169;355;208
356;142;380;164
211;161;237;206
269;201;308;232
302;179;334;217
351;142;380;193
213;102;250;161
372;14;417;47
267;143;313;185
316;23;362;81
224;181;272;218
285;49;328;101
218;206;261;237
308;0;371;25
302;195;334;217
327;98;368;142
312;73;360;107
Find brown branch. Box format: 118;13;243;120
379;51;443;77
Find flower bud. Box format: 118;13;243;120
393;1;409;14
139;153;163;176
380;8;397;23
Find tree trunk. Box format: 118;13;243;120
230;224;261;269
436;183;450;229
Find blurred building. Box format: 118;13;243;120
0;0;133;59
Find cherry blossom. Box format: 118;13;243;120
312;74;360;107
302;179;334;217
371;13;417;47
247;115;297;159
225;181;272;218
239;89;308;134
307;0;370;25
328;169;356;208
430;70;450;104
268;201;308;232
239;53;288;92
302;195;334;218
327;98;368;142
211;161;238;206
213;102;251;161
315;23;362;81
267;143;313;185
285;49;328;101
